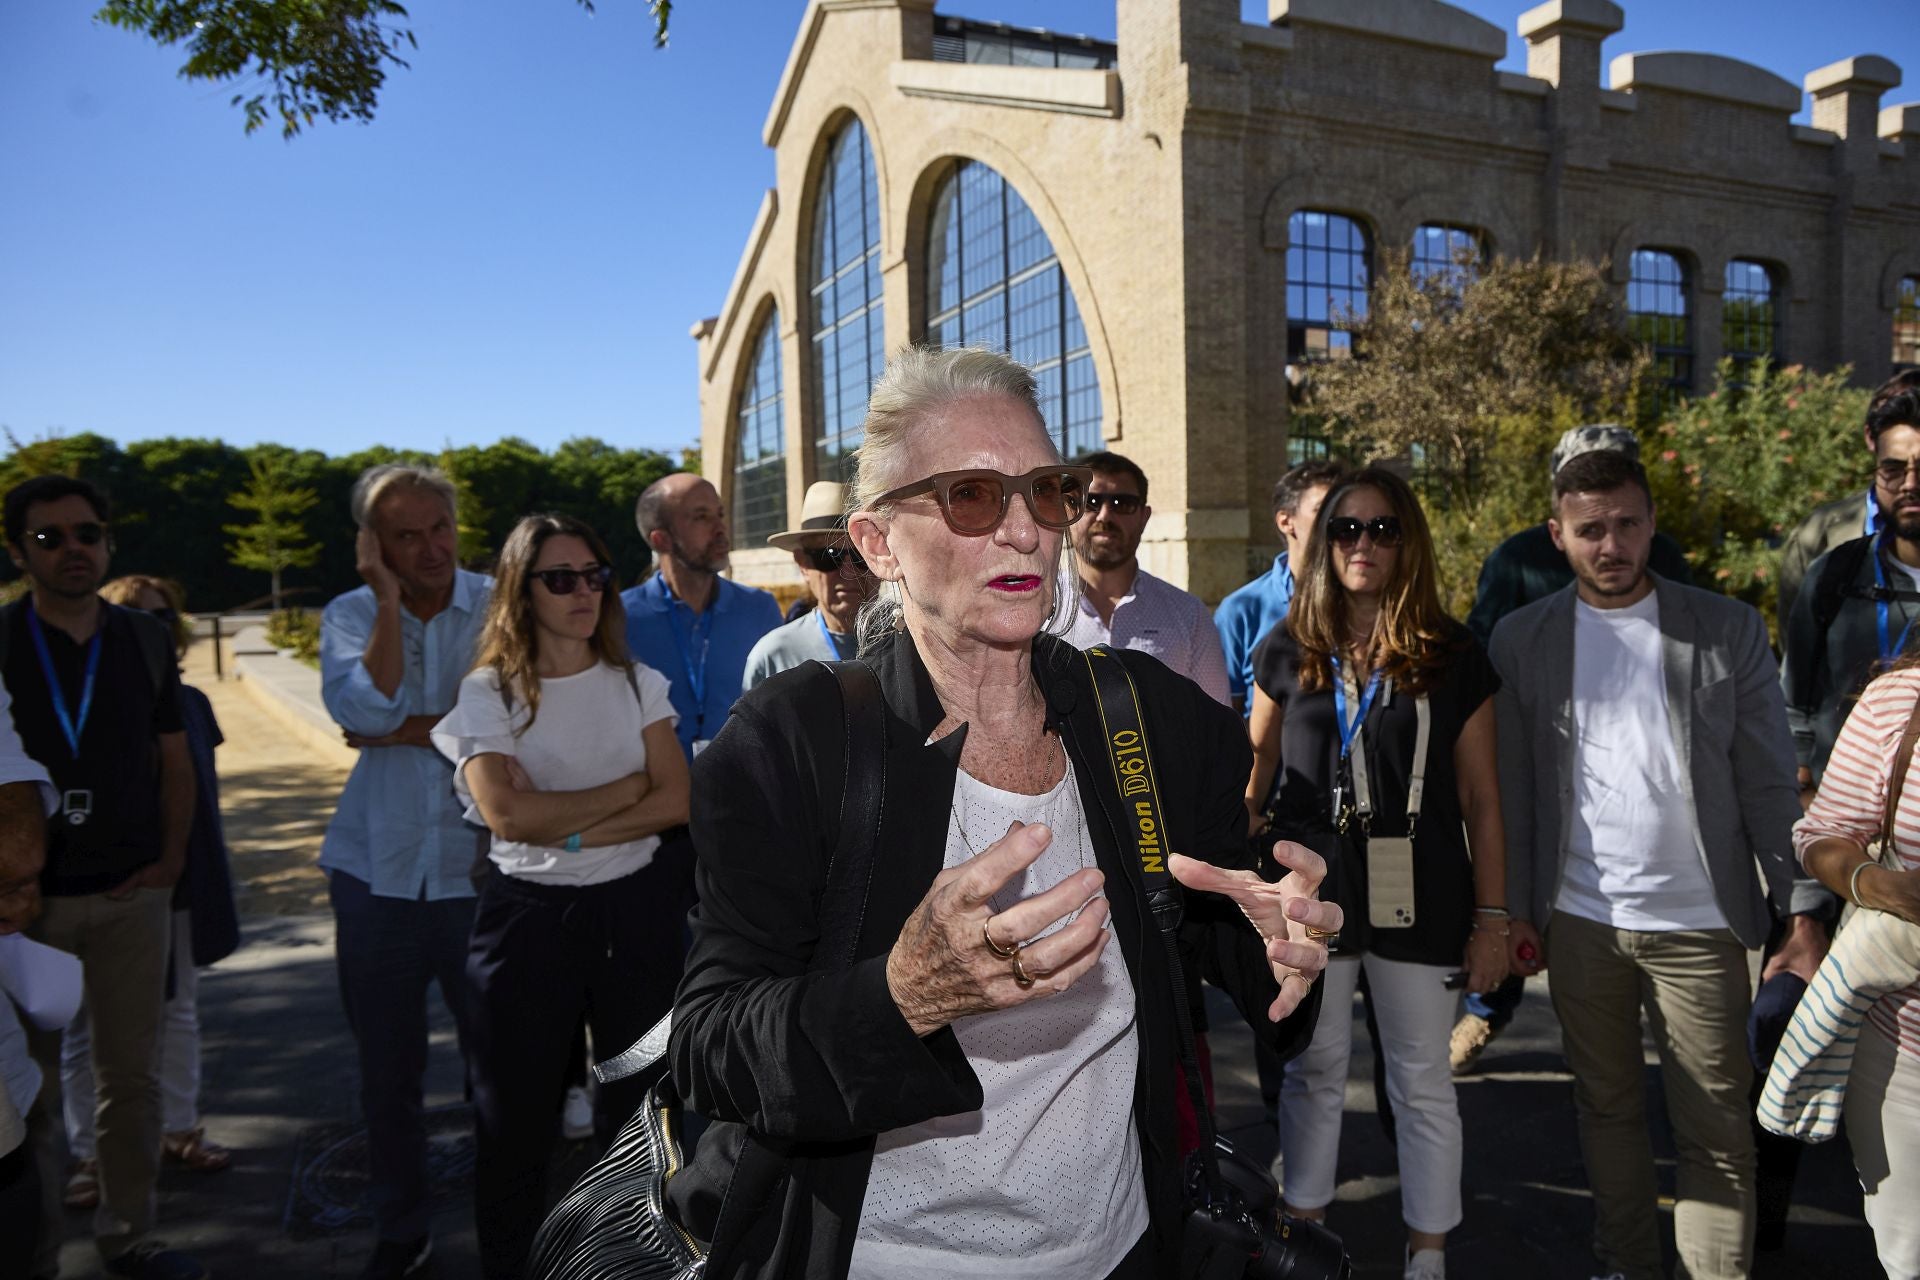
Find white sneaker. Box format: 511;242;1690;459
1406;1247;1445;1280
561;1084;595;1140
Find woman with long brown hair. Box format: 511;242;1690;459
430;513;688;1280
1244;466;1507;1280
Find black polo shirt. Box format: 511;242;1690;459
1;600;184;895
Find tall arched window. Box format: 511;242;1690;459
731;310;785;547
1628;248;1692;414
1286;210;1371;461
924;160;1103;457
1896;275;1920;373
810;120;885;484
1723;259;1780;380
1410;222;1484;292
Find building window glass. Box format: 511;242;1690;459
731;311;786;548
1723;259;1780;380
1628;248;1692;414
1287;210;1371;462
924;159;1103;458
1410;223;1484;292
1896;275;1920;373
809;120;885;485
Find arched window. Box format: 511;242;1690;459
809;120;885;484
1896;275;1920;373
1628;248;1692;414
731;310;785;547
1723;259;1780;379
1410;223;1484;291
924;159;1102;457
1287;210;1371;461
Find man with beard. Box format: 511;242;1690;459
1061;451;1230;706
621;473;782;761
1;475;201;1280
1491;449;1806;1280
742;482;879;688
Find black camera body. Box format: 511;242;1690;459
1181;1136;1352;1280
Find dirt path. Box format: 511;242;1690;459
188;644;345;917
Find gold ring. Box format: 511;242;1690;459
1011;954;1037;989
1279;971;1310;990
1304;925;1336;941
983;919;1020;959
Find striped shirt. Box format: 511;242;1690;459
1794;667;1920;1058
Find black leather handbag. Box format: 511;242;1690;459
526;659;888;1280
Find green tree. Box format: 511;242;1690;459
225;452;321;611
95;0;674;138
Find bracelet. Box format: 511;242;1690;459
1474;906;1510;917
1850;860;1875;908
564;832;583;853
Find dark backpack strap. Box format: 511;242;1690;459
1808;534;1876;690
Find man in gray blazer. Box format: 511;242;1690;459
1490;450;1807;1280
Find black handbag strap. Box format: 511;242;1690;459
1080;646;1228;1200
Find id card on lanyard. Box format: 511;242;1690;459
27;604;103;828
669;598;716;754
1334;660;1430;930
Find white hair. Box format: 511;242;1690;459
350;464;458;530
849;346;1076;652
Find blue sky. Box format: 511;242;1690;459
1;0;1913;457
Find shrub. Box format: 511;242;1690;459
266;607;321;667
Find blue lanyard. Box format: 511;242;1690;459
814;607;849;659
27;603;103;758
1873;539;1917;663
1329;656;1383;760
666;587;715;733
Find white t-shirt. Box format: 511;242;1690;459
848;756;1148;1280
431;661;677;885
1556;593;1729;932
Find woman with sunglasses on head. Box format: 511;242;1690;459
429;513;689;1280
1245;467;1508;1280
743;481;880;689
663;346;1340;1280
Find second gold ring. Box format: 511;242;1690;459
1011;954;1037;989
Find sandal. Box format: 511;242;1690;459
162;1127;234;1173
64;1158;99;1210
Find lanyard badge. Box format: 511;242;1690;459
26;604;102;759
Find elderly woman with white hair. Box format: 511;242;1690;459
664;346;1340;1279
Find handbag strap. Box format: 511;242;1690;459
593;657;888;1083
1882;683;1920;854
1081;646;1228;1199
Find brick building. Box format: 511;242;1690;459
695;0;1920;600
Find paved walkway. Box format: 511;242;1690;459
38;645;1885;1279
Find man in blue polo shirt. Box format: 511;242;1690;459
621;473;782;759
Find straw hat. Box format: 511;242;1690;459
766;482;852;551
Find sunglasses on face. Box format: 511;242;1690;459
803;544;867;574
1327;516;1405;550
28;523;107;551
529;564;614;596
1876;458;1920;486
875;465;1093;536
1084;492;1144;518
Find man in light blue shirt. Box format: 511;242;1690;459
319;464;490;1280
1214;460;1346;716
620;473;782;760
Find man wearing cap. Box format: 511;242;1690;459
743;483;879;689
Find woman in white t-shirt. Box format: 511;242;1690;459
431;513;687;1280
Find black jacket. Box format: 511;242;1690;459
667;630;1320;1279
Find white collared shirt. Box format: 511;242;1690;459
1063;564;1232;707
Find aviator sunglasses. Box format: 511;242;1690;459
1326;515;1404;550
28;522;108;552
529;564;614;595
874;465;1093;535
803;544;867;574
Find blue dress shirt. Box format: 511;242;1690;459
1213;553;1295;714
319;569;491;901
621;572;783;759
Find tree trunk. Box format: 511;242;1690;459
271;565;283;614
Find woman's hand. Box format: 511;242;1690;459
1168;841;1340;1022
1859;864;1920;927
504;757;535;792
886;821;1111;1038
1464;924;1509;994
1509;919;1546;976
1245;800;1268;840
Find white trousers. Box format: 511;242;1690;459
1278;952;1463;1234
62;910;201;1158
1846;1018;1920;1280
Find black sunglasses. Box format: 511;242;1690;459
874;465;1093;535
1084;492;1144;517
28;522;107;551
1326;516;1404;549
529;565;614;595
803;544;867;574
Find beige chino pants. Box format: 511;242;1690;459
27;885;173;1269
1546;910;1756;1280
